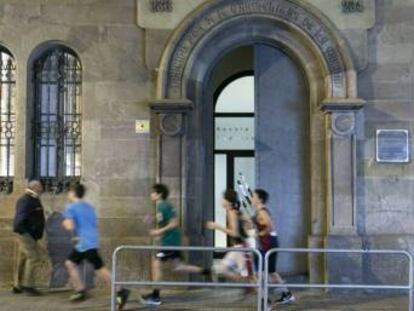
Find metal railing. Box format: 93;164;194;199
264;248;414;311
111;245;263;311
111;246;413;311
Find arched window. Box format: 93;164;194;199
33;46;82;191
0;47;16;193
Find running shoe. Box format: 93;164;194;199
22;287;43;296
276;291;295;305
12;286;23;294
116;288;131;310
69;291;88;302
140;293;162;306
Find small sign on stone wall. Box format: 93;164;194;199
136;120;150;134
376;129;410;163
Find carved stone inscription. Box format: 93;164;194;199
166;0;345;98
342;0;365;14
150;0;173;13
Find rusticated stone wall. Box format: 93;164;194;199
0;0;153;287
1;0;414;289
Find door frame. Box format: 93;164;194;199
151;0;363;282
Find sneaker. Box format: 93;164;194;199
22;287;43;296
12;286;23;294
116;288;131;310
69;291;88;302
276;291;295;305
202;268;213;282
140;293;162;306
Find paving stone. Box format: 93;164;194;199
0;289;407;311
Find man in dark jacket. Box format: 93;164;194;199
13;180;45;296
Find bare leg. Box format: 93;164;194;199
213;262;244;281
270;272;289;292
96;267;111;286
271;272;284;284
173;260;204;274
152;258;162;282
65;260;85;292
141;258;164;303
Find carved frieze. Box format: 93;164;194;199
164;0;347;98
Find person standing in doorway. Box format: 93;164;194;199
252;189;295;305
62;183;130;306
13;180;46;296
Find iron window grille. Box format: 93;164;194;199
33;47;82;193
0;48;16;194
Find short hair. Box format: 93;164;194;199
70;183;86;199
223;189;240;210
27;180;43;192
152;183;169;200
254;189;269;204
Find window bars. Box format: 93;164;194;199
33;47;82;192
0;48;16;193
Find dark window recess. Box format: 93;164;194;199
33;47;82;193
0;48;16;194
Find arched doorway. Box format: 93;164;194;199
209;44;310;275
151;0;364;282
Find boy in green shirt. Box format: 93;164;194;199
141;184;209;306
156;199;182;254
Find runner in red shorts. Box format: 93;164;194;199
252;189;295;305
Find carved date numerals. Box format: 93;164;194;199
150;0;173;13
342;0;364;14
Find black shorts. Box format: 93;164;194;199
255;236;279;274
68;249;104;270
155;250;182;262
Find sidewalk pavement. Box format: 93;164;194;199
0;288;408;310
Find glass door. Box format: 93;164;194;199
214;75;255;248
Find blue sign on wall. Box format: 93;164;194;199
376;129;410;163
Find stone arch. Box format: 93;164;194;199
27;40;82;69
152;0;365;275
157;0;358;102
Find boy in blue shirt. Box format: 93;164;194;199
63;184;129;307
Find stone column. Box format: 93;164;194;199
322;98;365;285
322;99;364;235
149;99;193;225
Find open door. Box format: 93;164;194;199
255;44;310;276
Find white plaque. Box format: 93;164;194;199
376;129;410;163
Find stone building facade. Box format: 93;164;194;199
0;0;413;287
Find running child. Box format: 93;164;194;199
141;183;210;306
251;189;295;305
62;184;130;308
206;189;253;281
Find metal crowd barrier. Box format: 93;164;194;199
111;245;263;311
111;246;413;311
263;248;414;311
